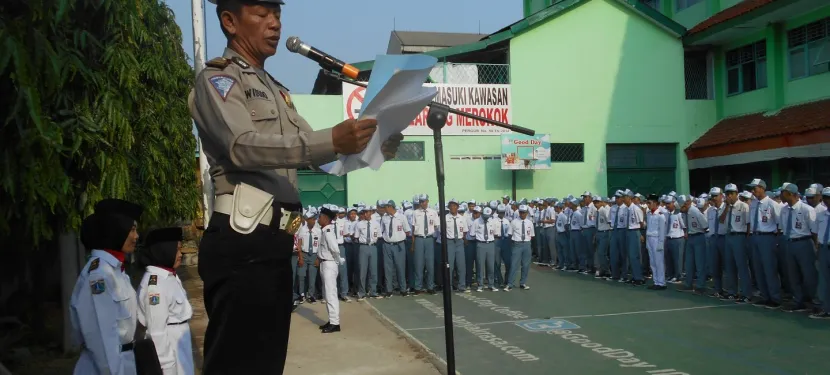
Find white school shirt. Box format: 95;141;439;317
356;219;380;245
70;250;137;375
627;204;644;230
445;214;467;240
707;202;727;236
570;209;584;230
413;208;439;237
344;219;358;243
781;200;816;239
609;205;618;228
616;205;629;229
404;208;415;227
466;215;479;240
645;209;667;249
666;211;686;238
137;266;194;375
510;218;535;242
582;204;598;228
382;212;411;243
499;217;512;238
542;206;556;228
334;217;347;245
812;208;830;245
317;223;342;263
298;225;321;254
556;212;568;233
687;205;708;235
597;205;612;231
475;217;501;242
750;196;780;233
725;201;750;233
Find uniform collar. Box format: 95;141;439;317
91;249;124;270
222;48;256;72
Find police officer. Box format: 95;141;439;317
192;1;403;372
70;199;144;375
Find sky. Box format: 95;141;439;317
167;0;523;94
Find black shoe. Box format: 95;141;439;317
400;291;409;297
319;322;331;330
764;301;781;310
307;296;317;304
428;289;437;295
782;304;808;313
322;324;341;333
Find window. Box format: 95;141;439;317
788;17;830;80
550;143;584;163
641;0;660;10
725;40;767;95
390;141;425;161
685;50;711;99
675;0;702;12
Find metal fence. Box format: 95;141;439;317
426;62;510;84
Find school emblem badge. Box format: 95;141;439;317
149;293;160;305
90;279;106;294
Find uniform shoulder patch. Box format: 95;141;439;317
208;75;236;102
149;293;160;306
90;279;106;295
231;56;250;69
206;57;230;69
149;274;158;286
88;258;100;273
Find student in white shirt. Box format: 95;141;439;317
297;212;321;303
594;197;612;278
444;199;468;292
644;194;668;290
555;203;569;270
680;196;709;294
317;208;344;333
569;199;585;273
506;205;534;291
465;206;481;288
345;207;359;298
381;201;411;297
624;190;645;286
355;208;381;300
721;183;752;303
746;178;783;308
411;194;439;295
333;207;351;302
779;182;818;312
495;204;511;287
665;196;687;284
475;207;501;291
811;187;830;319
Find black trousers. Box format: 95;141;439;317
199;212;294;374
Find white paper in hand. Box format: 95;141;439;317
321;55;437;176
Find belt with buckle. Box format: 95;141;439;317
168;320;189;326
213;194;303;235
788;236;811;242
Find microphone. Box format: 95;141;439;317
285;36;359;80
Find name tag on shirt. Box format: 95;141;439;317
397;225;402;232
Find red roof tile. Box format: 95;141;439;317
687;0;776;35
686;98;830;151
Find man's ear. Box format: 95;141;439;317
220;10;238;36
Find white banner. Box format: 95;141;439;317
342;82;512;136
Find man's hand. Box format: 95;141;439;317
382;133;405;160
332;118;378;155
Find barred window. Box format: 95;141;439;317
391;141;425;161
685;51;710;99
787;17;830;80
726;40;767;95
675;0;701;12
550;143;584;163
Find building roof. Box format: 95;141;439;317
685;98;830;155
391;31;488;48
351;0;686;71
686;0;776;35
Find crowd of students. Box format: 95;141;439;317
292;180;830;321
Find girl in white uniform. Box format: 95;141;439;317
137;227;195;375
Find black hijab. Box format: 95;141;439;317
80;199;143;251
138;227;183;269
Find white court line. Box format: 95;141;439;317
403;304;741;331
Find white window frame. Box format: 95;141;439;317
787;17;830;80
725;40;768;96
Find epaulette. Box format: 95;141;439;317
231;56;250;69
266;72;289;92
88;258;100;273
205;57;230;69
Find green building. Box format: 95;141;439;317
294;0;830;207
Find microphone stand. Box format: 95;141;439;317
323;70;535;375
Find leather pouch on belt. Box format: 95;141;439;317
230;183;274;235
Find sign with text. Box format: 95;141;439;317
342;82;511;136
501;134;551;170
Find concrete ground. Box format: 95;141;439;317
179;263;440;375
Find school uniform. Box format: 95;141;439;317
555;210;569;269
356;218;381;298
506;211;534;290
723;199;752;302
749;195;783;305
297;224;321;302
645;208;668;287
138;267;194;375
412;206;439;292
542;205;557;266
581;203;598;272
684;205;709;291
595;204;612;277
625;202;645;284
665;209;685;283
570;208;585;272
334;216;350;300
781;199;818;310
381;211;411;296
475;215;501;290
445;212;468;291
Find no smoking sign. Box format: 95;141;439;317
345;85;365;120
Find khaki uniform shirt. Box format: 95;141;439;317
188;48;337;204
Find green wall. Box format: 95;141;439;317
509;0;690;197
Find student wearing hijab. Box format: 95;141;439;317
137;227;195;375
70;198;144;375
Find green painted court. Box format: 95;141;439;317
368;265;829;375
